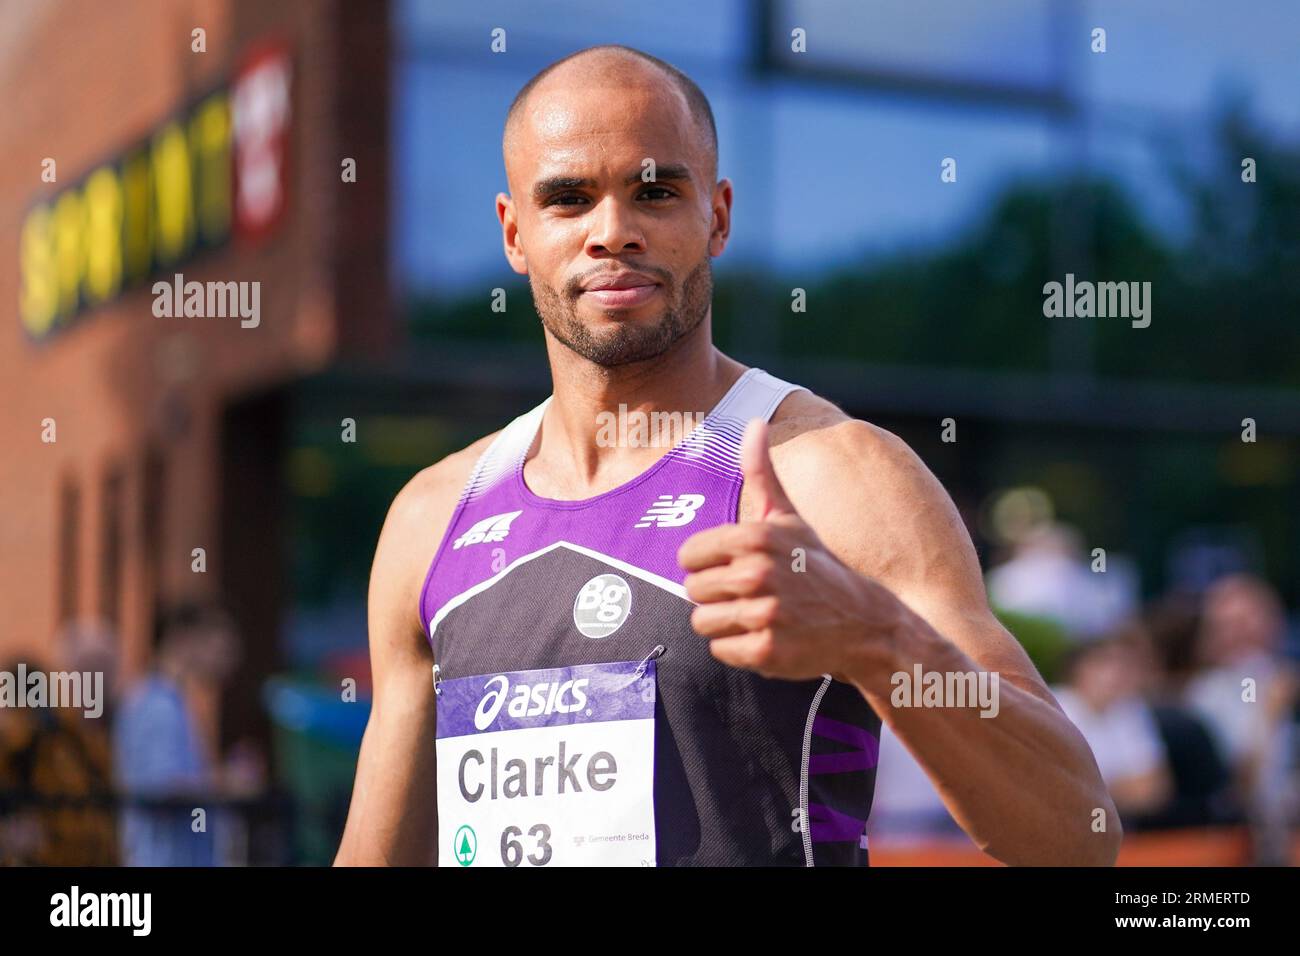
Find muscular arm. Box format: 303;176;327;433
772;411;1122;866
334;437;494;866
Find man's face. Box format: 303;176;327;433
499;75;730;367
1202;576;1283;662
179;625;241;683
1076;643;1141;707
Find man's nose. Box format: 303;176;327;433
585;197;645;256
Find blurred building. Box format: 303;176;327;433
0;0;393;746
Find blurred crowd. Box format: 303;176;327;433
6;528;1298;865
0;604;267;866
871;521;1300;865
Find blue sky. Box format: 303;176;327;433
392;0;1300;297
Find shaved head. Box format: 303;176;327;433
495;43;732;370
504;45;718;182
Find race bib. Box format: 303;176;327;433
435;659;657;867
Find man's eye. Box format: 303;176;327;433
639;187;675;200
549;193;587;206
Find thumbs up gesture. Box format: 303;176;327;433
678;419;897;682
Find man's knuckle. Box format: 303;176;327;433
754;595;780;624
751;629;776;665
737;558;771;594
748;523;776;552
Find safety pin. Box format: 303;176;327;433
634;644;667;679
432;663;443;696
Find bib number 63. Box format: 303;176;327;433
502;823;552;867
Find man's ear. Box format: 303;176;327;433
709;178;733;258
496;192;529;275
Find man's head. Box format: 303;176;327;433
498;45;731;368
1062;623;1157;710
1197;573;1285;665
155;602;240;685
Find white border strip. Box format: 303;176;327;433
799;674;833;867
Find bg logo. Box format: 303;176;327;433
573;574;632;638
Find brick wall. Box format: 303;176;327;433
0;0;392;694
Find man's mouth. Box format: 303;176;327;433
579;272;662;309
581;285;660;308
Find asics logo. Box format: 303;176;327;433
453;510;522;550
473;674;591;731
634;493;705;529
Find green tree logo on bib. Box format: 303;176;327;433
454;825;477;866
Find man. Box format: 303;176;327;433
113;603;240;866
1051;626;1173;820
1184;574;1297;863
335;44;1118;866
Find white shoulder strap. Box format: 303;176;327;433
718;367;807;424
670;367;808;477
460;396;551;502
464;369;805;496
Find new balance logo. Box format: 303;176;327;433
635;494;705;529
453;510;523;549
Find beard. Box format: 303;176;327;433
530;255;713;367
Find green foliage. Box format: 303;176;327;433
992;606;1071;685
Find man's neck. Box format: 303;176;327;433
529;318;746;497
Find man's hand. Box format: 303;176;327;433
678;419;907;685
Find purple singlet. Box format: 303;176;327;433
420;367;881;865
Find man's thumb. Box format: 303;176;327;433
741;418;796;520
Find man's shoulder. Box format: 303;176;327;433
371;429;506;600
760;384;975;596
387;430;503;528
367;428;512;639
115;677;187;742
766;386;927;504
120;676;182;713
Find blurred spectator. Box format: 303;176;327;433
60;617;122;723
0;653;117;865
987;523;1137;640
1182;574;1298;864
113;602;240;866
1051;624;1174;821
1134;702;1237;831
1143;593;1203;695
1105;599;1237;829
